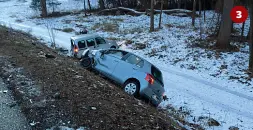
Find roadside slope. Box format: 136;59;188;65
0;26;186;130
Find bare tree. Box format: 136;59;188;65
192;0;197;26
40;0;47;17
177;0;181;8
203;0;206;22
45;21;57;49
216;0;234;49
99;0;105;9
198;0;202;15
184;0;187;9
150;0;155;32
241;21;245;38
164;0;169;9
249;2;253;71
159;0;164;28
84;0;87;15
87;0;91;10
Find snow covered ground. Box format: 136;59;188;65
1;0;253;129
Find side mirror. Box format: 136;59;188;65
100;51;105;59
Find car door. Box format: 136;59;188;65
111;54;144;84
95;50;124;78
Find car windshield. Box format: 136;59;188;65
151;66;164;86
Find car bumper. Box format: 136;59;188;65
141;87;163;106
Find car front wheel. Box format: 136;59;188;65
124;80;140;97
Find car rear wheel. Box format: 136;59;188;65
124;80;140;97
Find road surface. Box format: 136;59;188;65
0;78;31;130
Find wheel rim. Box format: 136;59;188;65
124;83;137;95
81;58;91;68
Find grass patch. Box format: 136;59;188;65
91;22;119;32
15;19;23;23
62;28;74;33
112;18;124;22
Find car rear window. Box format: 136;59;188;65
151;66;164;86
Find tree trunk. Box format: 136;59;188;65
40;0;47;17
164;0;169;9
177;0;181;8
216;0;234;49
249;3;253;71
247;26;251;40
203;0;206;22
184;0;187;9
198;0;202;15
231;22;234;32
159;0;164;28
99;0;105;9
87;0;91;10
150;0;155;32
192;0;197;26
84;0;87;15
241;22;245;38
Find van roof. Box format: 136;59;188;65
70;34;99;41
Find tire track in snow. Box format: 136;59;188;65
166;77;253;120
159;67;253;101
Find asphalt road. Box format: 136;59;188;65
0;78;30;130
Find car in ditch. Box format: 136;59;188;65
70;34;119;59
80;49;166;106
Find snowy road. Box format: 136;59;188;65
159;66;253;129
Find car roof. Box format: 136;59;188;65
70;34;100;41
106;49;155;66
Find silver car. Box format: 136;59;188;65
70;34;118;59
82;49;166;106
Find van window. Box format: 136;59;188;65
151;66;164;86
95;37;106;45
86;39;95;47
78;40;86;48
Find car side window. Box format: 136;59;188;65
78;40;86;48
125;55;144;67
95;37;106;45
86;39;95;47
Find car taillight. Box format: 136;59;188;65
74;45;78;53
145;73;154;85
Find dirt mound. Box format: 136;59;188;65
0;26;184;130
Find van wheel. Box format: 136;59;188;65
124;80;140;97
80;57;92;69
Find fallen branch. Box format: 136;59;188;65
98;7;195;17
97;7;145;16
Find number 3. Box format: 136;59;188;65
236;11;242;19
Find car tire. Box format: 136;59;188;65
123;80;140;97
80;57;93;69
